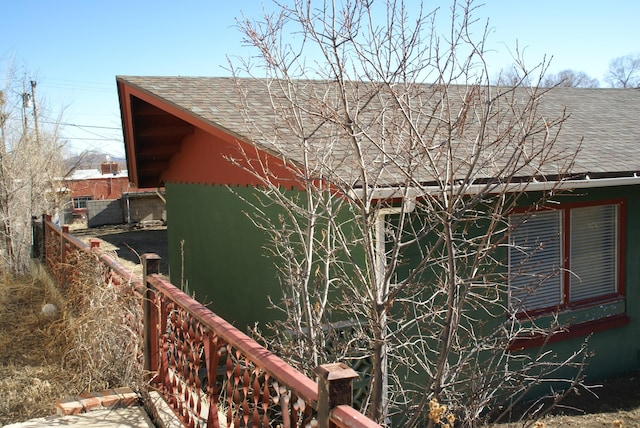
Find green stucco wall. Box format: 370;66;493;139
165;181;640;383
395;185;640;383
165;182;282;330
539;185;640;380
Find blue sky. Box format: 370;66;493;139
2;0;639;157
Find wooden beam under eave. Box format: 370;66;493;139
137;160;170;176
131;101;170;116
134;112;190;128
136;143;181;157
138;175;162;188
136;155;173;165
136;124;194;138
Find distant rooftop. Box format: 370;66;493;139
67;169;129;181
67;161;129;181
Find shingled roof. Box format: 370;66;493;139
117;76;640;190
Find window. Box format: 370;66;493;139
73;196;93;209
508;201;623;315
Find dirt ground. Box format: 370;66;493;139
0;223;153;425
492;373;640;427
71;223;169;277
0;273;71;425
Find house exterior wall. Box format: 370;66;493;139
165;179;640;382
396;185;640;382
66;176;132;201
540;185;640;380
161;127;299;188
124;193;166;224
66;176;133;219
165;182;284;329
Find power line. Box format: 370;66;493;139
61;137;123;141
39;78;114;94
61;138;125;156
44;77;112;87
46;120;121;130
62;125;121;140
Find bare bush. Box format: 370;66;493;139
59;250;145;392
228;0;590;425
0;61;67;274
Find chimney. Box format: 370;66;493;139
101;161;119;175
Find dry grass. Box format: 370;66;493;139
0;269;70;423
0;253;145;425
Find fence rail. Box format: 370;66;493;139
37;215;380;428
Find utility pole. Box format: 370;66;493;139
30;80;40;146
21;90;30;137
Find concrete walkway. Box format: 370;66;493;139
1;388;183;428
3;406;155;428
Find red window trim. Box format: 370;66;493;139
508;313;629;351
509;198;626;319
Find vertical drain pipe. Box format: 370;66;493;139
374;198;416;420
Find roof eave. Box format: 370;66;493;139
349;174;640;202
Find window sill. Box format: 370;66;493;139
508;313;630;351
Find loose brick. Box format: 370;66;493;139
93;389;121;408
55;397;84;415
113;387;139;407
77;392;102;411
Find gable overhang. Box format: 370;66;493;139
117;77;303;189
117;79;193;187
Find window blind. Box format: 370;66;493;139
509;211;563;312
569;204;617;302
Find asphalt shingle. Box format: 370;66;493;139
117;76;640;187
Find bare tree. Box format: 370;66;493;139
0;61;66;274
494;65;598;88
605;52;640;88
494;66;529;86
228;0;588;425
541;69;599;88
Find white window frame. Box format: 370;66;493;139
73;196;93;209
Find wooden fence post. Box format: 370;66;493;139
31;214;44;260
61;225;70;264
43;215;52;265
39;213;46;260
60;225;70;284
314;362;360;428
142;253;161;374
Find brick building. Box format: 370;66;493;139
64;161;133;218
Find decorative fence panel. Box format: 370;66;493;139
37;215;381;428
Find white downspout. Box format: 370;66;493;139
374;198;416;421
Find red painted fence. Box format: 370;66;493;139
37;215;381;428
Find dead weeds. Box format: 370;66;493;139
0;271;71;423
0;253;145;425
